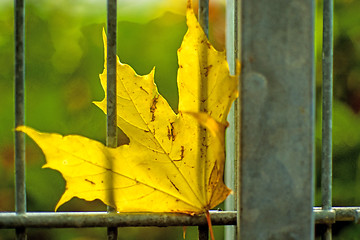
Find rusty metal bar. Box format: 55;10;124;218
198;0;209;238
14;0;27;239
0;211;237;228
3;208;360;229
321;0;334;239
106;0;118;239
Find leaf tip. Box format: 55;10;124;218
54;203;61;212
102;28;107;67
102;27;107;44
15;125;25;132
15;125;36;137
55;192;73;212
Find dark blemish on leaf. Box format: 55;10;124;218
85;179;95;185
150;95;159;122
167;126;171;140
148;168;151;171
144;130;150;133
201;142;209;148
101;181;104;183
140;86;149;94
203;65;213;77
170;122;175;141
169;179;180;192
180;146;185;160
179;65;183;68
206;42;211;49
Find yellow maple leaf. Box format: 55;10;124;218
17;2;238;214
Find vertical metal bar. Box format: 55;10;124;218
198;225;209;240
239;0;315;239
14;0;27;239
321;0;334;239
198;0;209;239
198;0;209;36
235;2;241;238
107;0;118;239
225;0;240;239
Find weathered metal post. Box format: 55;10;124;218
238;0;315;239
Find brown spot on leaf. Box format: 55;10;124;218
167;126;171;141
150;95;159;121
170;122;175;141
169;179;180;192
167;122;175;141
180;146;185;160
140;86;149;94
85;179;95;185
203;65;213;77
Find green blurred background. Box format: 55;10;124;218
0;0;360;239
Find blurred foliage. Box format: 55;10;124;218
1;0;360;239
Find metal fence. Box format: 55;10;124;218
1;0;359;239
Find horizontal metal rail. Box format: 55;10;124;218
313;207;360;224
2;208;360;229
0;211;236;228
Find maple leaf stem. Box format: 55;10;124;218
206;211;215;240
